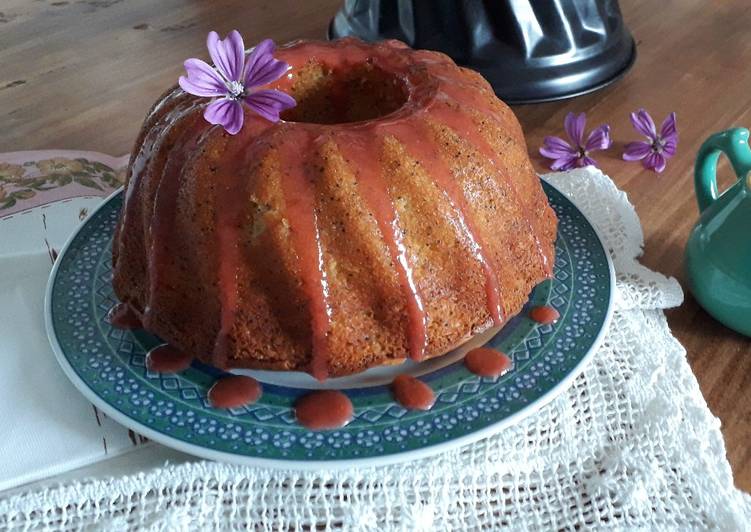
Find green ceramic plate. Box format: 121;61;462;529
45;180;613;469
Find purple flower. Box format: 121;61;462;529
539;112;612;171
622;109;677;173
178;31;296;134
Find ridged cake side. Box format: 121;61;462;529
112;38;557;378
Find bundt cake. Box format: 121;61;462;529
112;37;557;380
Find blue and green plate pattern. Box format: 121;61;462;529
45;181;613;469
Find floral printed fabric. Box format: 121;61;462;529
0;151;128;218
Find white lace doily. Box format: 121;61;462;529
2;167;749;530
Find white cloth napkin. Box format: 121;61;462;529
0;252;148;492
1;165;749;530
0;152;146;493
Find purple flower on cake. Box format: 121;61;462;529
179;30;296;134
539;112;612;171
622;109;678;173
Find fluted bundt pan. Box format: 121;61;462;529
329;0;636;103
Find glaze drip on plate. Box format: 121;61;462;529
464;347;511;378
208;375;262;408
294;390;354;430
391;374;435;410
530;305;560;325
107;302;143;330
145;344;193;373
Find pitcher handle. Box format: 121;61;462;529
695;128;751;212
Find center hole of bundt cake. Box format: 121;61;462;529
281;62;409;124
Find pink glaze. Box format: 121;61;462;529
529;305;560;325
294;390;354;430
208;375;262;408
464;347;511;378
391;374;435;411
146;344;193;373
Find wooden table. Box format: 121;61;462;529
1;0;748;491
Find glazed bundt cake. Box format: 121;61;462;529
112;38;557;380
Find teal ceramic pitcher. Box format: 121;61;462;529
685;128;751;336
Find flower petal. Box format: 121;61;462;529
622;141;653;161
244;39;289;88
630;108;657;140
660;112;678;140
564;112;586;146
245;39;275;73
584;125;612;152
204;98;244;135
539;136;577;159
245;89;296;122
549;156;579;171
179;58;228;97
662;138;678;157
580;155;599;168
246;58;290;89
643;151;667;173
207;30;245;82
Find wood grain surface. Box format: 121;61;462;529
0;0;748;492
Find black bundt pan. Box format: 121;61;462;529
328;0;636;104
